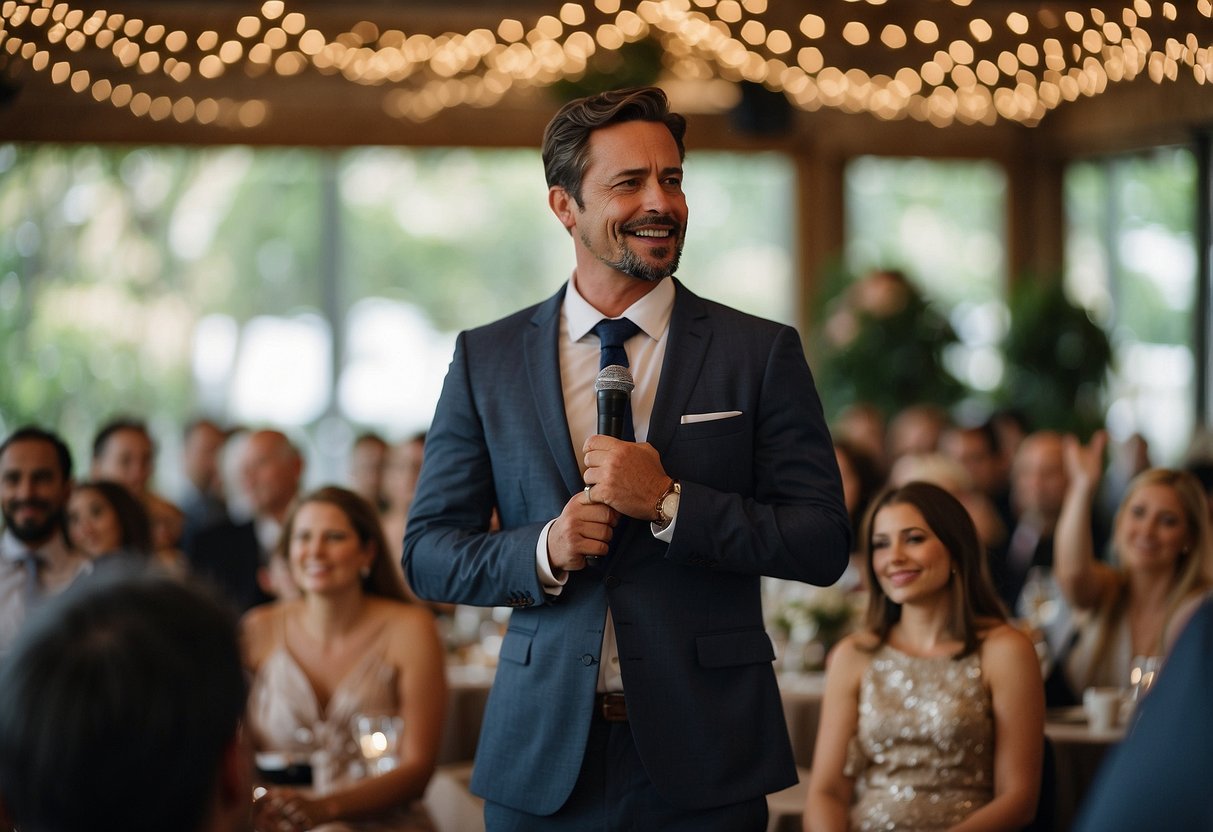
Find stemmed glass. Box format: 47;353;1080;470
351;713;403;777
1128;655;1161;700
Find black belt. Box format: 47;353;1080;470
594;692;628;722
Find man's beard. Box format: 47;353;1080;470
1;501;64;545
582;218;684;283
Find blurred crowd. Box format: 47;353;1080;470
0;417;445;832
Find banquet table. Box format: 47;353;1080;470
1044;709;1125;830
433;665;1130;832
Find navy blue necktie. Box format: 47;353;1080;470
592;317;640;442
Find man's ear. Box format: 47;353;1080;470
549;186;577;234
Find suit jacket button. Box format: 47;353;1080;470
581;653;596;666
604;575;620;588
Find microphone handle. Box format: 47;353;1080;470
598;412;626;439
596;389;629;440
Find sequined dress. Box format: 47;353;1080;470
248;616;435;832
845;645;994;831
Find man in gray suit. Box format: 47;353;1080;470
404;86;849;831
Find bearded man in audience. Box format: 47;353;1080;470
0;426;88;653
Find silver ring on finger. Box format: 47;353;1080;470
584;484;595;504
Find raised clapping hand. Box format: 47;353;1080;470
1063;429;1108;492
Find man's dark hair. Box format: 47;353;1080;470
0;570;247;832
542;86;687;208
92;417;153;460
0;426;72;481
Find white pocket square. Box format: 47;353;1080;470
680;410;743;424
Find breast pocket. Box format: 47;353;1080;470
667;412;753;491
695;627;776;669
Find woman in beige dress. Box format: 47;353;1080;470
244;486;446;831
1053;431;1213;698
805;482;1043;832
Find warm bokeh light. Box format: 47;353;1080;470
2;0;1212;128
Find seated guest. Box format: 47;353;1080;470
379;432;426;568
348;431;390;512
186;429;303;610
90;416;186;568
833;438;885;591
1051;431;1213;700
941;420;1015;535
805;482;1043;832
997;430;1070;612
66;479;154;564
0;426;89;653
1073;596;1213;831
179;417;231;547
0;570;253;832
885;402;951;465
888;451;1007;556
243;486;445;831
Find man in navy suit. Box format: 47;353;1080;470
403;87;849;831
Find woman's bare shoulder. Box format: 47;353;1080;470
827;632;879;678
240;602;290;666
978;621;1040;672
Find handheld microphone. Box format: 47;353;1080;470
595;365;635;439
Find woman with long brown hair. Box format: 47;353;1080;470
805;482;1043;831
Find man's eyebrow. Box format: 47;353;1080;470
609;165;684;179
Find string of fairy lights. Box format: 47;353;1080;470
1;0;1211;130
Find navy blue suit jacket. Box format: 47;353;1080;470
403;279;849;814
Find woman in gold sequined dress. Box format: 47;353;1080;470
805;482;1044;832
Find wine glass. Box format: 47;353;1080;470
1128;655;1161;700
351;713;402;777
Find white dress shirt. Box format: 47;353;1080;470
533;274;678;692
0;529;88;653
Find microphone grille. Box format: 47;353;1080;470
595;364;635;393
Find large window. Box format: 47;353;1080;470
1065;147;1197;464
0;144;795;486
843;156;1009;407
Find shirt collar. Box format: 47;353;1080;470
1;528;69;564
564;274;675;344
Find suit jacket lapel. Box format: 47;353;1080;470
524;285;585;496
648;279;711;456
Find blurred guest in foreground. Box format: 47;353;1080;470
244;486;445;831
66;480;154;567
806;482;1043;832
1072;595;1213;831
0;570;253;832
186;429;303;610
1050;431;1213;701
0;427;88;653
